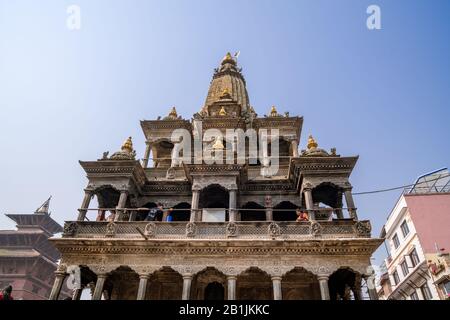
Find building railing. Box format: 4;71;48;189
62;219;372;240
78;207;358;223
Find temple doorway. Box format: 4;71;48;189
204;282;225;300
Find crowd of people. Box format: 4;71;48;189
92;204;312;223
95;203;175;222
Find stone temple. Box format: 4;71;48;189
50;53;382;300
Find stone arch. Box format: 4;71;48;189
199;184;229;209
273;201;298;221
152;139;174;168
94;185;121;209
171;202;191;221
240;202;266;221
147;266;183;300
281;267;321;300
104;266;140;300
191;267;227;300
328;267;363;300
236;267;273;300
311;182;343;210
70;265;98;300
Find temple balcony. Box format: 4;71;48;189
62;217;372;240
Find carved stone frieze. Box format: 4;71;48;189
105;222;117;237
144;223;157;238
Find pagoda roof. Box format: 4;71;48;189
6;213;63;235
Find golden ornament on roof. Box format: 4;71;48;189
121;137;134;153
169;106;178;118
270;105;278;117
223;52;233;61
307;135;318;149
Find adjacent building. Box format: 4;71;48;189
49;53;382;300
0;199;71;300
378;168;450;300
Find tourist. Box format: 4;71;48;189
0;285;14;300
166;208;174;221
145;203;164;221
96;209;106;221
296;209;309;222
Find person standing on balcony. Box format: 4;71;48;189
296;208;309;222
165;208;174;222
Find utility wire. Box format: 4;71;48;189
352;173;450;196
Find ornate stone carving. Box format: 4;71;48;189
144;223;157;238
105;222;117;237
268;222;281;237
354;221;371;237
226;222;238;237
310;221;322;237
166;167;175;179
56;263;67;274
186;222;196;237
63;221;78;237
303;182;313;191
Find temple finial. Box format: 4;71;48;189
307;135;318;149
221;52;236;65
121;136;134;153
169;106;178;118
269;105;279;117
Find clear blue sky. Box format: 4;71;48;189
0;0;449;264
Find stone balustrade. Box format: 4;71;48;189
62;220;372;239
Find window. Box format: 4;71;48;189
392;233;400;249
421;283;433;300
410;291;419;300
442;280;450;295
392;270;400;285
410;248;420;267
400;220;410;237
401;260;409;277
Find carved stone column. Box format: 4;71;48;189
227;275;237;300
190;189;200;222
72;287;83;300
291;139;299;157
317;274;330;300
137;274;150;300
142;141;152;168
265;195;273;221
49;268;67;300
303;186;315;220
182;274;193;300
229;189;237;222
344;187;358;220
364;275;379;300
271;276;282;300
92;274;107;300
114;190;128;222
77;189;93;221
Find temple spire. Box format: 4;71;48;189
35;196;51;214
202;52;250;115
